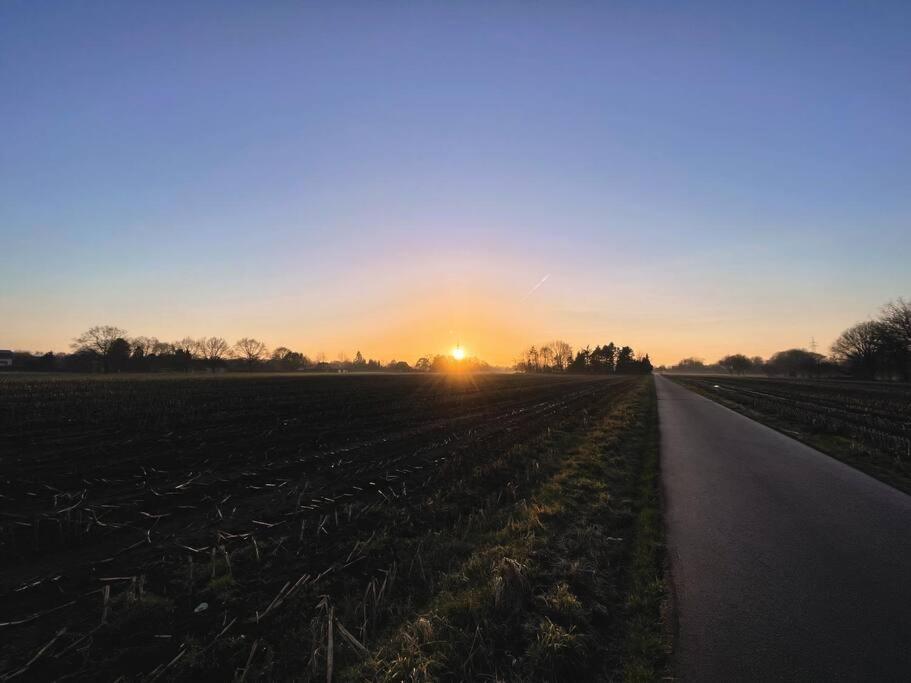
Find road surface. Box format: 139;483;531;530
656;375;911;681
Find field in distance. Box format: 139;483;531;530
0;373;663;681
671;375;911;493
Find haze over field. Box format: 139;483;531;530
2;2;909;365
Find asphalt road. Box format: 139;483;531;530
656;375;911;681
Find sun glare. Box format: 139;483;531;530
451;346;466;360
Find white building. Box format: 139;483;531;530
0;350;13;368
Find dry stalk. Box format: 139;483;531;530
238;639;260;682
334;617;369;658
326;606;334;683
101;585;111;624
148;645;186;683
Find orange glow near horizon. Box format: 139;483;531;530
451;345;465;360
8;247;889;370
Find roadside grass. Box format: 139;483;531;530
354;377;666;681
672;376;911;495
622;383;665;681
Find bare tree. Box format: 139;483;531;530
151;339;171;355
72;325;128;357
234;338;268;369
539;345;554;371
271;347;292;361
881;298;911;380
172;337;201;358
525;346;540;372
72;326;132;372
549;340;573;371
200;337;231;371
831;321;885;379
882;299;911;340
129;336;158;357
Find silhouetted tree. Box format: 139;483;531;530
615;346;636;373
519;341;650;375
589;345;604;372
414;357;431;372
719;354;752;375
606;343;618;371
63;349;100;372
539;345;554;371
130;336;158;358
201;337;231;371
831;322;885;380
569;347;590;372
673;358;707;372
550;340;573;371
168;338;199;372
35;351;56;371
525;346;540;372
234;338;268;370
172;338;200;356
270;347;308;371
271;347;292;368
72;325;128;372
387;360;411;372
880;299;911;381
766;349;824;377
129;343;148;371
590;343;616;373
108;338;132;372
638;353;654;374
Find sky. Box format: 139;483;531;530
2;1;909;366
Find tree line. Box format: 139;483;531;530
664;352;829;378
5;326;478;374
663;298;911;381
515;340;653;375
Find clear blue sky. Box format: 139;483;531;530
2;2;909;364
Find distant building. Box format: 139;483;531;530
0;350;12;369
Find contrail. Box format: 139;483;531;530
522;273;550;300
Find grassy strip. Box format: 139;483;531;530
671;377;911;495
355;377;665;681
621;378;666;681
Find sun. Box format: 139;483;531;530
451;345;465;360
